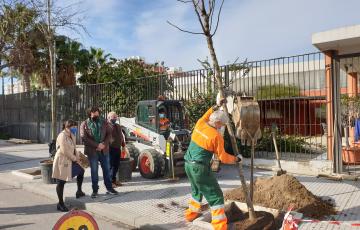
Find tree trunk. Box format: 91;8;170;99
0;60;4;95
48;0;57;141
22;71;31;92
49;41;57;140
205;34;257;220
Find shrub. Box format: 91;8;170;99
256;84;300;99
184;90;216;129
0;132;10;140
225;127;324;157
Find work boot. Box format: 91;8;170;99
106;188;118;195
185;209;200;222
57;203;69;212
76;190;85;199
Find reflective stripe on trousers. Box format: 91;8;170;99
185;197;202;222
211;205;227;230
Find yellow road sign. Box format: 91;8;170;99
53;210;99;230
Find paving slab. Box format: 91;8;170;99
1;143;360;229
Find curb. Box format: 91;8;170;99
0;172;175;230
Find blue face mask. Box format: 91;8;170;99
70;127;77;135
159;113;165;119
110;119;117;124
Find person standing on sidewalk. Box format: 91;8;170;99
184;99;243;230
107;111;125;188
52;120;85;212
80;107;118;198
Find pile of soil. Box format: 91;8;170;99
225;202;275;230
224;174;336;219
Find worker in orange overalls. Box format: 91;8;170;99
159;108;170;132
184;99;243;230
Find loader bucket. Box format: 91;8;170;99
232;96;261;146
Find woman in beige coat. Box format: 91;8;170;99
52;120;85;212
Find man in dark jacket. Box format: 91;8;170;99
80;107;118;198
107;111;126;187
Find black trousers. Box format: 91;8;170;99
56;163;84;204
109;146;120;182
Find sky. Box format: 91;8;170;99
57;0;360;71
1;0;360;93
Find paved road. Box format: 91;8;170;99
0;182;134;230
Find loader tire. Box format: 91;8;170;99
126;143;140;171
138;149;164;179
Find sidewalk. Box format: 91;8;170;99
0;143;360;229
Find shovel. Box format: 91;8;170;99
271;123;286;176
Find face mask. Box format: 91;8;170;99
159;114;165;119
110;119;117;124
70;127;77;135
92;116;99;122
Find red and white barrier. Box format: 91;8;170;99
282;207;360;230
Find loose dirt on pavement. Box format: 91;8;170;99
225;202;276;230
224;174;336;219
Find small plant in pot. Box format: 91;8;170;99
341;95;360;164
39;140;57;184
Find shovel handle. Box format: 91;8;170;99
272;132;282;169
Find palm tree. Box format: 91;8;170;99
56;36;83;86
89;47;110;68
4;3;41;92
77;47;111;84
33;35;90;88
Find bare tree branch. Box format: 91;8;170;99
26;0;88;37
210;0;224;37
192;0;206;32
200;0;206;15
193;0;202;12
166;20;204;35
209;0;216;31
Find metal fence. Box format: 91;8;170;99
333;53;360;175
0;52;329;161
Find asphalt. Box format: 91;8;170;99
0;182;133;230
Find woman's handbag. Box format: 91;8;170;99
78;151;89;169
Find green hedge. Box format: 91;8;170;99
0;132;10;140
224;127;324;157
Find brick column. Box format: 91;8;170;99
325;51;335;160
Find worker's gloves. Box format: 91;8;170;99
236;154;243;163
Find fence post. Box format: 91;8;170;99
1;76;4;121
36;90;40;143
224;65;229;88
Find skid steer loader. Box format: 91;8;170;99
119;99;191;179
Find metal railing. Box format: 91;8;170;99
0;52;328;161
335;54;360;175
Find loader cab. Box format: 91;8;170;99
135;100;185;134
